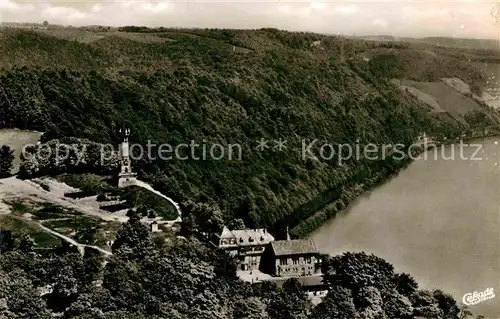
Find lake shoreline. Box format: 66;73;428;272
307;135;500;317
293;132;500;238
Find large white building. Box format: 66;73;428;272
211;226;275;271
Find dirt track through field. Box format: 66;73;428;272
0;176;127;222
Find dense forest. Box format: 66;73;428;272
0;216;476;318
0;27;497;318
2;28;497;236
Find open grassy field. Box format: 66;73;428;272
400;80;485;124
119;185;178;220
33;202;121;246
0;128;42;173
55;173;115;195
3;199;120;247
0;214;60;247
30;203;82;220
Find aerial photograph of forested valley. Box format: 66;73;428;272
0;0;499;318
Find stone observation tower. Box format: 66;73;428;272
118;128;137;188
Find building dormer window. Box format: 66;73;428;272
249;237;254;242
239;238;243;243
260;236;264;241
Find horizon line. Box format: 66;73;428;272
1;21;498;41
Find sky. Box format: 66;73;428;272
0;0;499;39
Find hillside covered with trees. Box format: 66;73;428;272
1;27;499;237
0;217;476;318
0;26;497;318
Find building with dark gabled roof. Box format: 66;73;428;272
262;238;322;277
270;239;318;256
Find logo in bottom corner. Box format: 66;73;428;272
462;287;496;306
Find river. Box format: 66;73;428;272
310;137;500;318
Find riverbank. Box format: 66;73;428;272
292;131;500;238
308;136;500;318
292;156;414;238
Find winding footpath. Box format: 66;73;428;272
0;176;182;256
37;222;112;256
39;178;183;256
132;179;182;222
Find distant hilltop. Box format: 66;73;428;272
350;34;499;50
0;22;119;32
1;21;48;30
